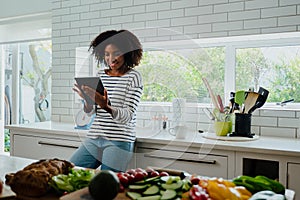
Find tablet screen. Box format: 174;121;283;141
74;77;104;105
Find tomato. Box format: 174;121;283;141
189;185;209;200
117;172;124;178
134;172;145;182
145;167;154;174
150;171;160;177
118;174;129;186
122;172;130;177
127;174;135;184
126;169;136;175
191;176;201;185
159;171;169;177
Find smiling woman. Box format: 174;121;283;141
70;30;143;172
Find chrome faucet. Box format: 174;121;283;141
276;99;294;106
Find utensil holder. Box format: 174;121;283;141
234;113;252;137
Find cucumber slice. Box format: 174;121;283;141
161;180;183;190
136;176;160;184
161;176;181;183
143;185;160;196
137;195;161;200
161;189;177;200
129;184;150;190
126;191;142;200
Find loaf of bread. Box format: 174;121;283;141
5;158;74;197
0;178;3;194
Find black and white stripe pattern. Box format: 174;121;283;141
88;69;143;142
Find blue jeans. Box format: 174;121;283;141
69;137;134;172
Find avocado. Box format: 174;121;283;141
88;170;120;200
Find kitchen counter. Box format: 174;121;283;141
5;121;88;138
0;154;295;200
4;121;300;199
0;155;34;181
5;121;300;157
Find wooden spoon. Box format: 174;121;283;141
243;92;259;114
202;77;220;111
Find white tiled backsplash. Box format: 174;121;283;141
51;0;300;123
136;103;300;139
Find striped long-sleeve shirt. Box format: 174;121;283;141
87;69;143;142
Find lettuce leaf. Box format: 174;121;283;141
49;168;96;193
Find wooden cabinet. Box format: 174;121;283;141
287;162;300;200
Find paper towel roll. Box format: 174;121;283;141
172;98;186;127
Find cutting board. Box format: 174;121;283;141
0;185;61;200
14;192;61;200
202;132;259;141
60;187;129;200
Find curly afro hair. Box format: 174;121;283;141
89;30;143;69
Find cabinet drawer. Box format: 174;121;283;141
13;135;81;160
136;148;228;178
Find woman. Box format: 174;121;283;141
70;30;143;171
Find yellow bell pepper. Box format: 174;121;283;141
205;178;252;200
235;186;252;200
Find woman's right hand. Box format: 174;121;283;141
73;83;93;112
73;83;85;99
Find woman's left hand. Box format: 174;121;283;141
82;86;109;109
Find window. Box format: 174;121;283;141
236;46;300;103
3;40;52;125
138;32;300;106
1;40;52;152
137;48;225;103
0;15;51;153
76;32;300;107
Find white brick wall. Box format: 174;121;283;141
136;104;300;138
51;0;300;137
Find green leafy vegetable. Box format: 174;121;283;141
49;168;96;193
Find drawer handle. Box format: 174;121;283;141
38;141;78;149
144;154;216;164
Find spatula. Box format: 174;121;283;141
243;92;259;114
248;87;269;114
234;90;245;112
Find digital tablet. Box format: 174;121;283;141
74;77;105;105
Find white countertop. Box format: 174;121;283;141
5;121;300;157
5;121;88;138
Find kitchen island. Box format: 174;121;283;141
0;154;295;200
0;155;132;199
5;121;300;200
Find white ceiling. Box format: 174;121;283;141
0;0;51;20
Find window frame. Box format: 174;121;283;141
141;32;300;109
